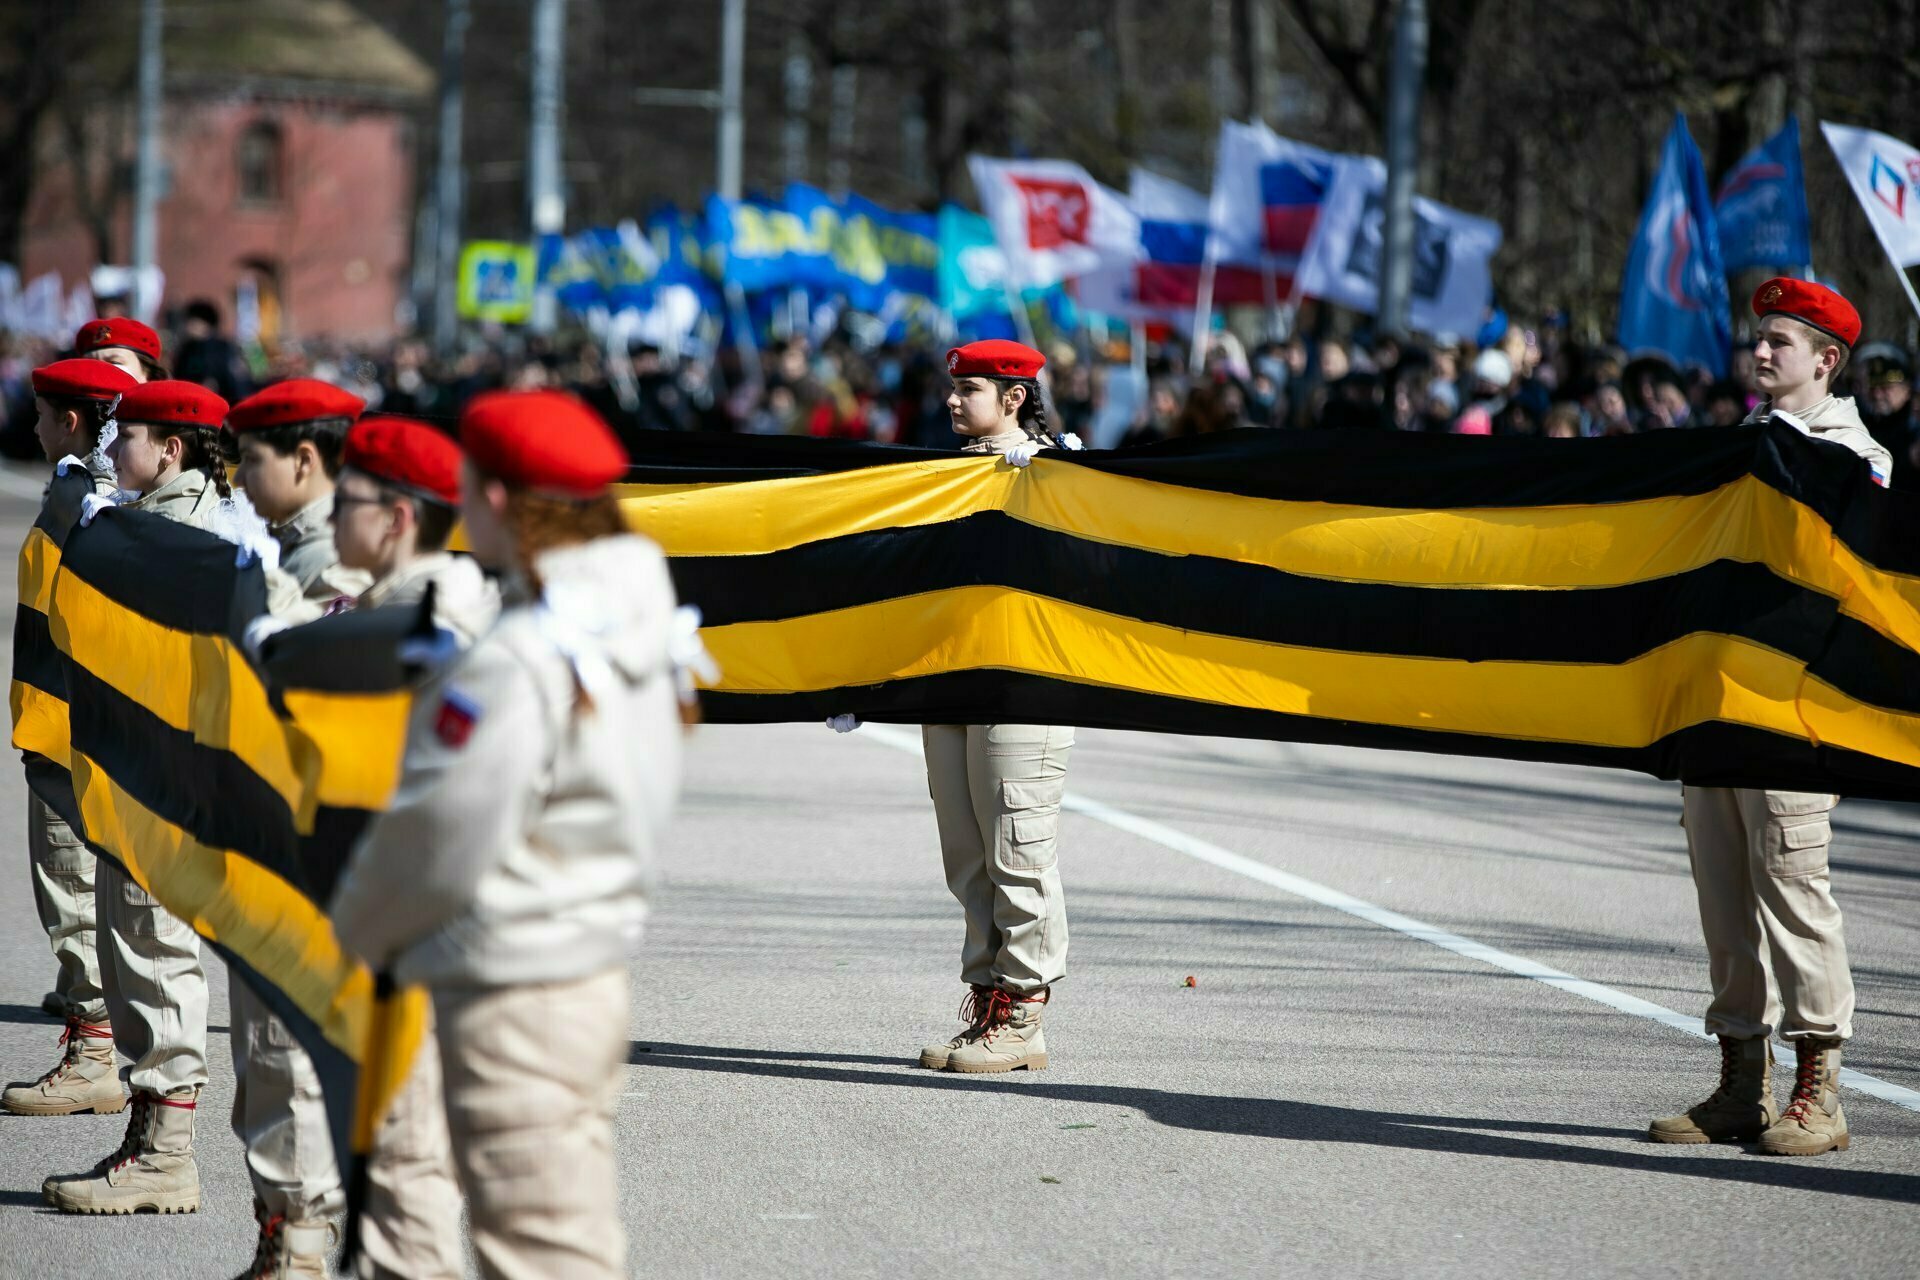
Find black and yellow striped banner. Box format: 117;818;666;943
8;471;426;1204
619;423;1920;800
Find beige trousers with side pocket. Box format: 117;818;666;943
1681;786;1853;1042
923;723;1074;993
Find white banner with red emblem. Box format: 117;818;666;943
967;156;1142;289
1822;122;1920;267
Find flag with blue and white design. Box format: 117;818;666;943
1715;117;1812;274
1619;116;1732;376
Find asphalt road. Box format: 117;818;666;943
0;462;1915;1279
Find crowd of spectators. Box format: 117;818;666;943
2;298;1917;490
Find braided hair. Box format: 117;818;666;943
151;422;232;499
994;376;1064;447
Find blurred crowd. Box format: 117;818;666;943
3;299;1917;490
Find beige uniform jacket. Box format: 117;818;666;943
1743;395;1893;485
331;534;683;988
271;493;372;608
355;551;500;648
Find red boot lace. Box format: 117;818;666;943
1779;1052;1825;1126
246;1211;287;1277
962;988;1014;1045
39;1017;109;1084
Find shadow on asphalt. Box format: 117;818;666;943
630;1042;1920;1204
0;1004;60;1026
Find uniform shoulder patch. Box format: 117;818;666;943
433;687;483;748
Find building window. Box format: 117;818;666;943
237;120;283;205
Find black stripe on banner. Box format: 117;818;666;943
13;603;63;697
668;512;1920;715
698;672;1920;803
36;468;90;549
296;805;380;905
58;505;270;640
262;599;436;695
60;661;307;891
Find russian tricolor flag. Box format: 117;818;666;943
1132;169;1272;307
1200;120;1341;300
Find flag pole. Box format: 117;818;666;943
1187;254;1217;374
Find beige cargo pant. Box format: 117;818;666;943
1681;786;1853;1042
230;976;343;1221
357;1010;464;1280
97;859;208;1092
434;967;628;1280
28;795;106;1021
923;723;1073;993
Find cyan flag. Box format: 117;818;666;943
1715;116;1812;274
1619;116;1731;376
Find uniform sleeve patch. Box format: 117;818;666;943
433;687;483;747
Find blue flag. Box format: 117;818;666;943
1714;116;1812;274
1619;116;1731;376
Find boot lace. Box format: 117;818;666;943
110;1090;158;1173
1779;1050;1827;1126
246;1211;288;1278
962;988;1014;1046
35;1017;110;1085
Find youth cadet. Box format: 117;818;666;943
1651;280;1891;1157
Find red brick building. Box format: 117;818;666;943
21;0;430;344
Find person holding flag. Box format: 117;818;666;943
911;340;1080;1074
1651;279;1889;1158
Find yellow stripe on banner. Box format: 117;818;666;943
618;460;1920;657
699;587;1920;769
18;525;60;615
11;680;72;767
281;689;413;816
68;751;383;1055
47;570;310;814
75;750;428;1150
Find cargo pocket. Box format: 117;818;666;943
1765;815;1831;879
41;825;93;877
997;778;1064;872
119;877;185;937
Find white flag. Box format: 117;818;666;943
22;272;64;340
967;156;1141;288
1821;121;1920;266
1296;156;1503;338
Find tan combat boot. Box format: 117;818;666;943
2;1016;125;1116
947;987;1049;1074
920;985;994;1069
43;1090;149;1204
1759;1037;1849;1156
48;1086;201;1214
236;1202;337;1279
1649;1036;1776;1144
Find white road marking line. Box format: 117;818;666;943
760;1213;817;1221
854;723;1920;1114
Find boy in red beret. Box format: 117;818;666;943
1651;279;1890;1158
229;379;373;609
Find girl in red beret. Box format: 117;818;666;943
914;340;1077;1073
331;391;683;1280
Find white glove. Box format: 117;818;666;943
241;613;293;663
668;604;720;704
77;492;120;527
1003;440;1040;468
827;714;861;733
1769;408;1810;435
1059;432;1086;451
54;454;87;478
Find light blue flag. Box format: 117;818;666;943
1619;115;1732;376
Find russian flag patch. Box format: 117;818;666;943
433;688;482;748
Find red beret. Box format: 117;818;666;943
1753;278;1861;348
343;416;463;507
228;379;366;433
74;318;161;363
117;380;229;430
458;391;626;498
946;339;1046;380
31;358;139;402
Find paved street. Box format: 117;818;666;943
0;466;1915;1278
